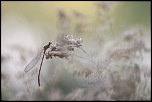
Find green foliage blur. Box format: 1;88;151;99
2;1;150;38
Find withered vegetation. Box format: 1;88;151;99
1;1;151;101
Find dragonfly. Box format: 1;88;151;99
24;40;93;87
24;42;52;87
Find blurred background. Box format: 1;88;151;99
1;1;151;100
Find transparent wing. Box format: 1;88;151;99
24;49;44;72
71;53;95;64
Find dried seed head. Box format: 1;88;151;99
44;35;85;60
76;38;83;44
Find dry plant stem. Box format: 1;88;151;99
79;47;89;56
107;14;114;40
109;22;114;40
23;74;31;95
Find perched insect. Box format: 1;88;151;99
24;42;52;87
24;35;92;87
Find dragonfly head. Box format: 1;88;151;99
44;41;52;50
49;41;52;45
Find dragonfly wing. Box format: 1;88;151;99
71;53;95;64
24;49;44;72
